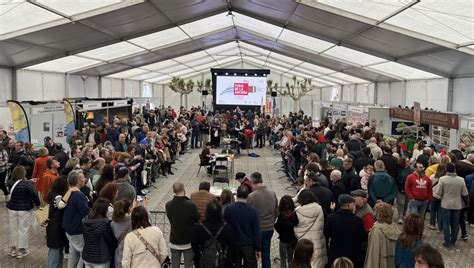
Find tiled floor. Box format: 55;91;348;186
0;146;472;267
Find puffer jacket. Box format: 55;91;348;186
7;179;40;211
294;202;327;268
82;218;118;265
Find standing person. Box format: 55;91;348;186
82;198;118;267
224;185;261;268
342;158;361;192
405;162;433;215
220;189;235;214
62;170;91;268
289;239;314;268
274;195;299;268
6;166;40;258
166;182;200;268
111;200;133;268
329;170;346;210
190;181;217;222
351;190;375;233
412;243;445;268
294;190;327;268
32;147;49;198
364;202;400;268
428;164;447;231
46;176;70;268
396;157;413;224
235;172;253;193
0;145;9;200
395;214;424;268
41;157;60;202
122;206;168;267
54;143;69;173
380;145;399;180
368;160;398;206
305;171;334;214
191;201;234;267
324;194;367;268
19;143;36;179
436;163;469;249
247;172;278;268
114;168;136;203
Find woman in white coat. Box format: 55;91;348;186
122;206;168;267
294;190;327;268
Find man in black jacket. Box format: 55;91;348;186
342;158;361;193
324;194;367;268
416;147;432;168
166;182;200;268
380;145;398;179
306;171;334;214
354;147;375;173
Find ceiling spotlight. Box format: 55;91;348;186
214;72;217;75
245;73;248;76
226;8;234;17
254;74;257;76
234;73;237;76
225;72;228;75
263;74;266;77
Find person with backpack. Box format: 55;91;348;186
192;201;234;268
274;195;299;268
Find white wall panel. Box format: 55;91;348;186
17;70;44;101
405;79;448;111
342;84;355;102
124;79;140;97
0;68;12;102
356;83;374;104
389;82;404;107
42;72;65;100
453;77;474;115
69;75;99;98
376;82;390;105
102;77;122;98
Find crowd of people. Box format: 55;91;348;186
0;104;472;268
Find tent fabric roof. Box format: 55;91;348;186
1;0;472;83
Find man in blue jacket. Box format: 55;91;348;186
368;160;398;206
224;185;261;268
62;170;90;268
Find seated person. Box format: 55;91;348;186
200;142;213;175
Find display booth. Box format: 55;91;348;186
458;116;474;152
390;107;459;150
66;98;133;130
132;97;161;111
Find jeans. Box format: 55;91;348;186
429;198;443;230
170;248;194;268
47;247;64;268
191;131;200;148
84;260;110;268
261;230;274;268
234;245;257;268
460;208;467;237
256;134;264;148
441;208;461;246
396;192;408;219
408;199;429;216
0;170;8;195
66;233;84;268
8;209;32;249
279;241;295;268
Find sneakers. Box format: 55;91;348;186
470;224;474;228
461;235;468;241
427;224;436;230
8;247;16;257
397;219;403;225
64;253;69;259
442;243;452;250
16;248;29;259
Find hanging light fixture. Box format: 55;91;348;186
226;8;234;17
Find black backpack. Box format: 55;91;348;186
199;223;226;268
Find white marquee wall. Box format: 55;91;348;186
0;68;473;117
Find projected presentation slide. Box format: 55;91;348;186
215;76;267;106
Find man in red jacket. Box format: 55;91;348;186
405;162;433;215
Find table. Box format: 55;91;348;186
210;186;237;197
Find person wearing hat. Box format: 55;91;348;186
351;190;375;233
324;194;367;268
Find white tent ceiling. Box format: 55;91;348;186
1;0;472;84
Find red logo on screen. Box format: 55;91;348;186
234;83;249;95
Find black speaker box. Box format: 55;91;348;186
202;90;208;96
271;91;277;97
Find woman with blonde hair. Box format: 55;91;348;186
60;157;80;176
425;156;449;177
428;164;447;231
333;257;354;268
364;202;400;268
330;149;345;171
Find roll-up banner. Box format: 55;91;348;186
7;100;30;143
63;99;76;142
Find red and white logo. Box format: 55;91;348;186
234;83;249;95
